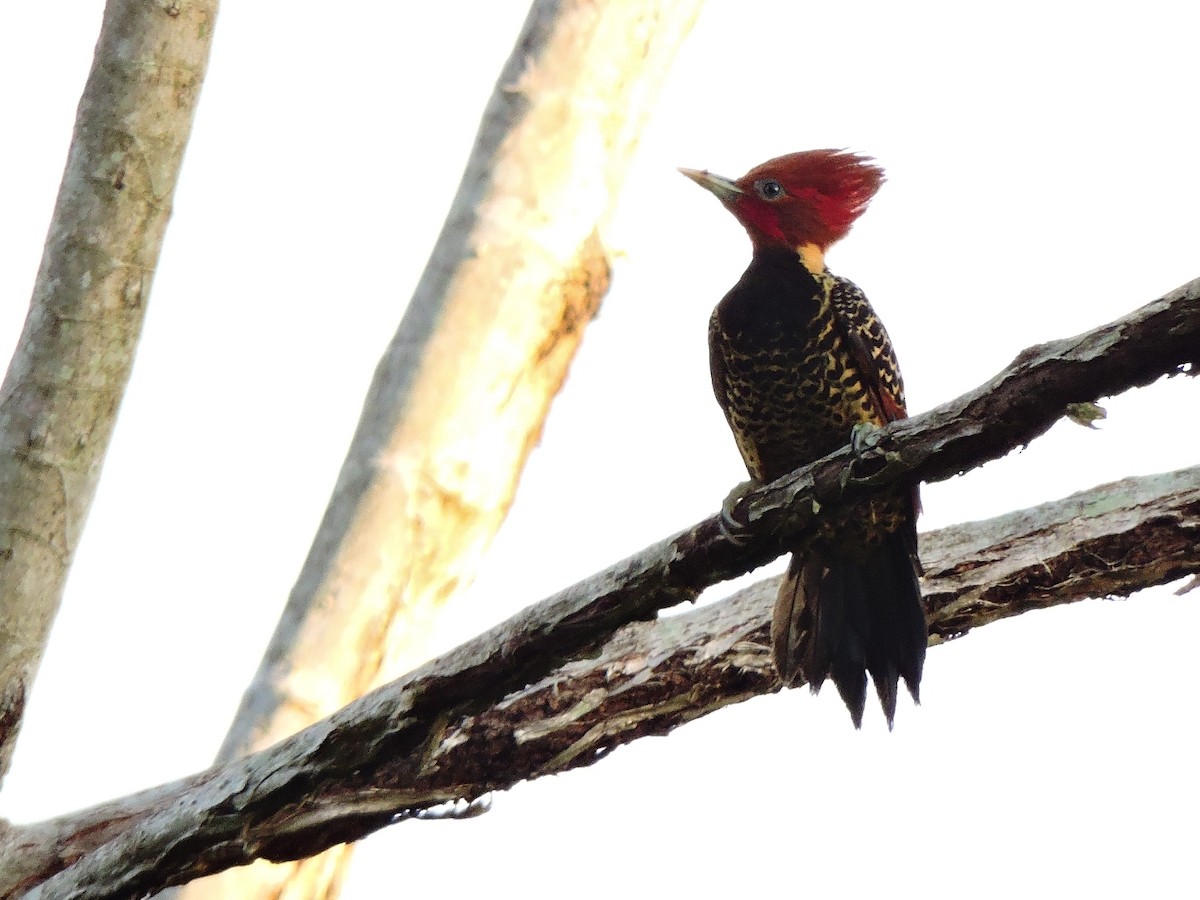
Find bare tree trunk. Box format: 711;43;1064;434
3;281;1196;899
0;0;217;785
183;1;703;897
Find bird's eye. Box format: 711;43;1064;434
755;179;785;200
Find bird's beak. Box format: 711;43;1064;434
678;167;743;202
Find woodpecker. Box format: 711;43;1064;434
680;150;926;728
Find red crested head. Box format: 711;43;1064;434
680;150;885;254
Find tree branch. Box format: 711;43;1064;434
411;465;1200;777
2;279;1196;897
9;462;1197;898
0;0;218;784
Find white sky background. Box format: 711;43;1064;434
2;1;1199;897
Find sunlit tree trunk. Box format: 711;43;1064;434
177;1;704;897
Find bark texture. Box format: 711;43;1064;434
6;468;1196;900
0;0;217;785
191;1;703;897
1;281;1196;899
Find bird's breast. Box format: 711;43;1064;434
710;253;881;483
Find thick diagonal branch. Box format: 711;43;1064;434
5;279;1197;897
428;465;1200;776
11;465;1198;899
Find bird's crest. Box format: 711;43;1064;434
682;149;884;253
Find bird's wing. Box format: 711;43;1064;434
829;276;907;424
829;275;922;537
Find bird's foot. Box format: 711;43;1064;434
844;421;901;487
1064;401;1107;429
850;420;885;456
718;479;758;545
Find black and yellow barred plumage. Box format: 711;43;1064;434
708;247;924;726
683;149;925;728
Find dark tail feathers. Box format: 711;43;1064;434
772;534;926;728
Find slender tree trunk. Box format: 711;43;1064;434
0;0;218;785
181;1;704;897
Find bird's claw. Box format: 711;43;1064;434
850;420;885;456
718;479;757;545
845;421;896;486
1064;401;1107;429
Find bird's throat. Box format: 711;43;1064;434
796;242;826;274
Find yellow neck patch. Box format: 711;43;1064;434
797;243;826;274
